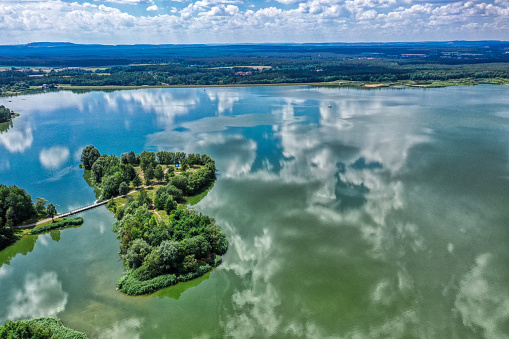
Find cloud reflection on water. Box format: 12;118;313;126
6;271;68;321
39;146;71;170
0;126;33;153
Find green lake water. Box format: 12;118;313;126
0;85;508;338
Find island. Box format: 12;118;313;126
0;105;19;123
80;145;228;295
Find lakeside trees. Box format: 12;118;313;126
0;185;56;250
0;106;13;123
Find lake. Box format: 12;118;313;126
1;85;508;338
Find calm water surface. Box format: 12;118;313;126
0;86;508;338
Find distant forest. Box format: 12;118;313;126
1;41;509;93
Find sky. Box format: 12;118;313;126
0;0;508;45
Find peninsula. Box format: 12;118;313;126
80;146;228;295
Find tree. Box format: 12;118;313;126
5;207;15;226
164;196;177;214
136;188;152;207
144;164;154;181
140;151;157;172
46;203;57;221
101;175;119;199
120;152;129;164
125;238;151;269
91;157;106;182
119;182;129;196
127;151;137;165
81;145;100;170
154;164;164;182
132;174;142;188
35;197;47;214
171;175;188;195
158;240;181;272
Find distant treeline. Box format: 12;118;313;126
2;41;509;93
2;58;509;93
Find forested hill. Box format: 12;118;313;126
1;41;509;67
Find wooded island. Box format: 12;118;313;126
81;145;228;295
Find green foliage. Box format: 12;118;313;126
79;147;225;294
158;240;181;272
154;164;164;182
114;196;226;294
0;105;13;123
80;145;100;170
30;217;84;235
0;317;88;339
116;264;212;295
164;196;177;214
119;181;129;196
0;184;37;226
35;197;47;214
140;151;157;173
132;174;142;188
136;188;152;207
125;238;151;269
46;203;57;220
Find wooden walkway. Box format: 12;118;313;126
13;200;109;229
13;182;160;229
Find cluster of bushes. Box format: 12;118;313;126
0;317;88;339
30;217;84;235
112;192;227;295
117;264;212;295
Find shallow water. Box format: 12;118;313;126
1;85;508;338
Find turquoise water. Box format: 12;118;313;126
1;86;509;338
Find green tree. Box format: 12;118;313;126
119;182;129;196
154;164;164;182
132;174;142;188
5;207;15;226
158;240;181;272
102;175;119;199
35;197;47;214
91;157;107;182
140;151;157;172
46;203;57;221
164;196;177;214
144;164;154;181
171;175;189;195
81;145;100;170
136;188;152;207
125;238;151;269
182;254;198;273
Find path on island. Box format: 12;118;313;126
14;182;161;229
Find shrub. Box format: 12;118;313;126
30;217;84;235
0;317;88;339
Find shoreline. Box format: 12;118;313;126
1;78;508;97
